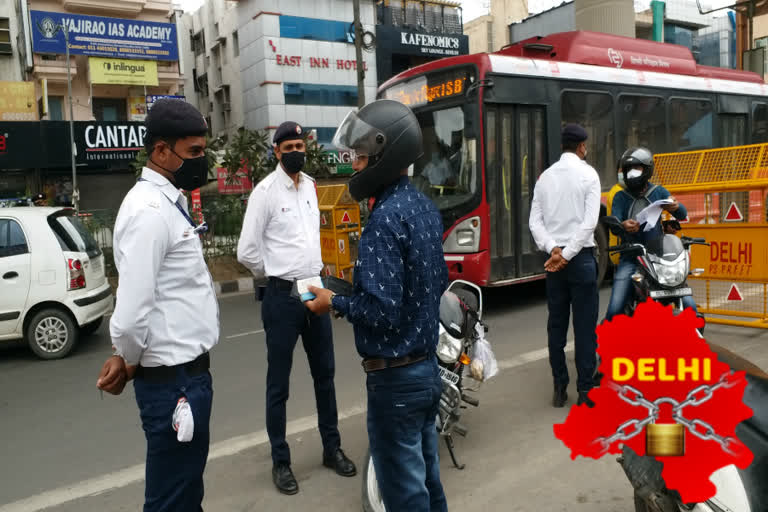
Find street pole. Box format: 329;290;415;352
63;24;78;212
353;0;365;108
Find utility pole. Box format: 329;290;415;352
62;23;79;212
353;0;365;108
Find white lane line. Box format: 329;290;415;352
0;342;563;512
225;329;264;339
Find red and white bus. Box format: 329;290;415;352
376;30;768;287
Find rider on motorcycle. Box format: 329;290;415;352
604;146;696;321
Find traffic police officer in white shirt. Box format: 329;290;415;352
237;121;356;496
529;123;601;409
96;98;218;511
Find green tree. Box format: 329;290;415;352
220;127;272;186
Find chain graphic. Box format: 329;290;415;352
593;370;740;456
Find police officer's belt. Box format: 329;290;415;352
361;353;427;373
135;352;210;383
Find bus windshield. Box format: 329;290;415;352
410;105;478;216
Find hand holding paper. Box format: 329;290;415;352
634;199;675;232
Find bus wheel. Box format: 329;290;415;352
595;226;609;287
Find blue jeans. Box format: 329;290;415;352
545;248;599;392
134;368;213;512
262;281;340;465
605;259;698;321
366;356;448;512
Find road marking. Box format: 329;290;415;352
0;343;564;512
225;329;264;339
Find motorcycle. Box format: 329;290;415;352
362;279;494;512
617;343;768;512
600;216;709;324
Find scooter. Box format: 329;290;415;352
618;343;768;512
362;280;493;512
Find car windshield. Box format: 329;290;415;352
410;105;478;213
48;211;101;258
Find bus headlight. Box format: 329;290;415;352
443;216;480;253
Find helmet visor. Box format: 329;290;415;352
332;110;387;158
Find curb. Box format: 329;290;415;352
213;277;259;297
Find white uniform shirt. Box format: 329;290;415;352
110;168;219;367
237;165;322;281
528;152;602;262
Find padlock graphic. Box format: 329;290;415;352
646;414;685;457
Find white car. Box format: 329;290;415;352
0;207;113;359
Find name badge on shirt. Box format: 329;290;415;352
281;207;291;213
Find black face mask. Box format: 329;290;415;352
281;151;305;175
151;145;209;191
171;155;208;190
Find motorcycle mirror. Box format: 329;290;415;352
600;215;624;236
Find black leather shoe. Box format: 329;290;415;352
577;391;596;408
272;463;299;495
323;448;357;477
552;385;568;408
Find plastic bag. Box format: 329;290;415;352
469;323;498;381
173;397;194;442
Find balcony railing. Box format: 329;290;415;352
377;1;463;35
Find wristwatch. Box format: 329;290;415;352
329;292;342;318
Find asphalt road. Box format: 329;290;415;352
1;281;767;511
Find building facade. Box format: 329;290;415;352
182;0;243;142
463;0;528;54
375;0;469;85
0;0;186;209
234;0;378;151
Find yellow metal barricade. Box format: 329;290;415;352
317;184;361;283
619;143;768;328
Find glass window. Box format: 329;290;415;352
561;91;615;189
0;219;29;258
48;96;63;121
279;16;353;43
752;103;768;143
410;106;478;213
283;83;358;106
669;98;713;151
47;212;101;257
233;31;239;57
721;115;746;146
618;95;666;154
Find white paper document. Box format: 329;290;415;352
297;276;324;301
634;199;675;232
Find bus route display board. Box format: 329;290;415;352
382;68;474;108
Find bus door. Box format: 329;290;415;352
485;104;548;282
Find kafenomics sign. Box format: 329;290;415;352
31;10;178;61
89;57;158;86
399;31;465;56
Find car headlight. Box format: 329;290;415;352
437;330;462;364
652;260;688;287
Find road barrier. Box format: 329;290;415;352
652;144;768;329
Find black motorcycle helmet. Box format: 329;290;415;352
619;147;654;194
332;99;423;201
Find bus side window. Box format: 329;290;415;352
752;103;768;143
561;90;615;189
669;98;713;152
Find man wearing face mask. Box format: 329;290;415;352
604;146;692;321
237;121;356;496
95;98;218;511
529;123;601;409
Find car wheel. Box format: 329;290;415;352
26;308;79;360
81;316;104;336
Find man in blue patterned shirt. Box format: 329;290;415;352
306;99;449;511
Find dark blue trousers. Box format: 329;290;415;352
545;248;599;392
261;281;341;465
366;356;448;511
133;368;213;512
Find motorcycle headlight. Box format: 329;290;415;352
651;259;688;287
437;330;462;364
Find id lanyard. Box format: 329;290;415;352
138;178;208;234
